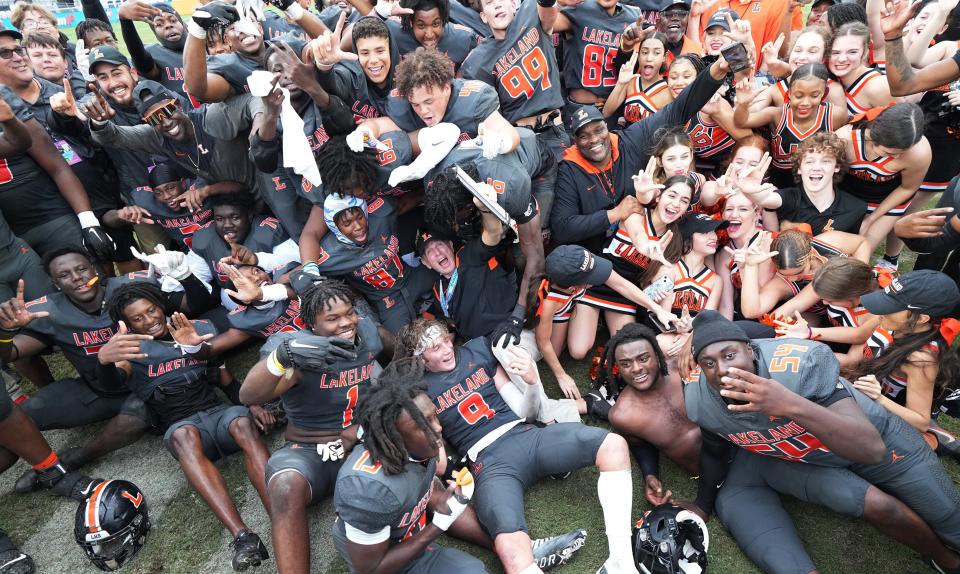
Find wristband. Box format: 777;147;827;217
266;348;289;376
537;0;557;7
77;211;99;229
260;283;289;302
177;341;207;354
187;21;207;39
884;35;903;42
285;2;304;20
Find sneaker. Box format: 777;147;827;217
874;257;899;272
43;471;101;501
532;529;587;571
12;469;39;495
930;427;960;460
0;366;27;405
230;530;269;571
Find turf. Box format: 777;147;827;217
9;19;954;574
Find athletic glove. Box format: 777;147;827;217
316;439;345;462
131;245;191;280
264;0;304;18
74;40;93;82
188;1;239;38
289;263;326;295
78;211;116;261
272;335;357;372
489;305;526;349
479;130;510;159
346;125;376;153
431;482;470;531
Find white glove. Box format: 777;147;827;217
479;130;509;159
431;496;468;531
75;40;93;82
346;125;375;153
131;245;191;280
373;0;394;18
387;164;424;187
387;123;461;186
317;439;346;462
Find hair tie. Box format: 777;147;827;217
872;267;895;288
850;102;895;124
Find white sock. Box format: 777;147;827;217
517;564;544;574
597;469;633;563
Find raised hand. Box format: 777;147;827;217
276;334;358;369
97;321;152;364
310;12;358;68
880;0;915;37
346;124;376;153
177;185;210;213
169;312;214;347
677;304;694;334
118;0;162;21
273;42;320;94
734;76;758;106
74;40;93;82
642;229;675;266
222;262;264;303
49;78;78;117
372;0;414;18
633;156;665;202
690;0;720;17
116;206;155;225
761;33;785;68
131;244;190;279
617;49;639;85
191;1;240;32
743;233;778;267
722;12;753;48
0;280;49;330
222;240;258;266
82;83;116;122
620;16;650;53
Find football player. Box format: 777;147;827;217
116;1;191;101
99;282;272;571
397;319;637;574
682;310;960;574
240;280;392;573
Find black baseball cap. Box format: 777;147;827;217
88;45;130;74
567;105;604;135
812;0;839;7
415;228;455;257
681;213;729;239
0;27;22;41
546;245;613;288
860;270;960;317
705;8;739;31
133;83;179;116
662;0;691;11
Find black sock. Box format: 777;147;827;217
883;253;900;265
221;379;243;405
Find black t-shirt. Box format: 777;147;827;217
431;239;517;340
774;187;868;235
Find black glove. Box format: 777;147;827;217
489;305;525;349
265;0;295;10
81;226;117;260
277;335;357;369
289;263;326;296
39;466;102;501
192;1;240;31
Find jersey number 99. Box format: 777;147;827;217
501;47;552;99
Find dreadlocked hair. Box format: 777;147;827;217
107;281;170;325
851;317;959;411
597;323;669;399
299;279;355;330
395;318;449;361
424;162;476;238
315;136;381;198
356;360;437;475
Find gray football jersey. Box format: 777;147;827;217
146;43;189;101
561;0;640;98
334;446;437;543
386;78;499;139
386;19;479;71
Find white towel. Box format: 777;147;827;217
247;70;323;186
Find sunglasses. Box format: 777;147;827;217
143;99;180;126
0;46;26;60
662;9;689;19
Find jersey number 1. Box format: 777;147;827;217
501;47;552;99
342;385;359;427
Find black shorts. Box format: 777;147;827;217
20;378;148;431
579;284;638;315
163;404;249;462
265;442;344;504
0;238;53;301
470;423;608;537
921;124;960;192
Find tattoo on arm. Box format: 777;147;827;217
886;39;915;84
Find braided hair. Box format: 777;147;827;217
107;282;170;325
299;279;355;331
424;162;478;238
314;137;381;198
356;361;438;475
597;323;668;399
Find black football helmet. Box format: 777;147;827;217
633;504;709;574
74;480;150;571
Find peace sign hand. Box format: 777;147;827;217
642;229;675;266
617;50;639;85
309;12;359;68
82;83;116;122
0;280;49;331
222;263;264;303
761;33;785;67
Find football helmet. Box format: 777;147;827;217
633;504;709;574
74;480;150;571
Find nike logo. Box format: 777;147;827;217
289;341;320;349
906;304;922;310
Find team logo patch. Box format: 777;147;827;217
887;278;903;294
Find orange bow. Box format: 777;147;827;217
872;267;895;288
850;102;896;124
939;318;960;346
534;278;550;318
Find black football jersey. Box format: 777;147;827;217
190;215;290;287
130;187;212;250
386;78;499;140
227;297;306;338
259;316;382;431
423;337;518;454
460;0;564;122
386;19;478;71
21;272;158;396
560;0;640;98
146;43;189;101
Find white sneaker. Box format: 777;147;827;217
874;257;899;272
0;366;26;405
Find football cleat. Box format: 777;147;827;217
929;427;960;461
13;469;39;495
230;530;269;571
0;529;33;574
532;529;587;571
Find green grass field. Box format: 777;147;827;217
6;18;955;574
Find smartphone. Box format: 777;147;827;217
647;311;677;334
643;275;674;301
721;42;750;73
